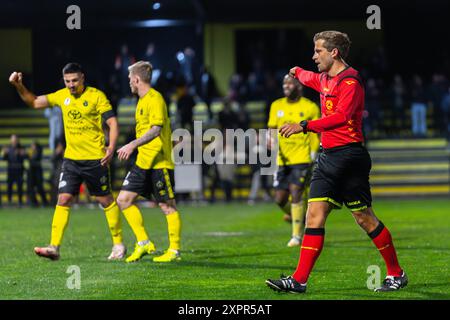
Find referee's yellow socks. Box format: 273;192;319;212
122;205;149;242
104;201;123;245
166;211;181;251
50;205;70;247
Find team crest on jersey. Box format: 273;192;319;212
83;100;88;107
64;98;71;105
277;110;284;117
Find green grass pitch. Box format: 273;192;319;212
0;198;449;300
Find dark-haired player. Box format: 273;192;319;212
268;75;320;247
9;63;125;261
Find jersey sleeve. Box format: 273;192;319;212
149;95;167;127
294;67;322;92
46;90;62;107
95;90;113;115
267;101;278;128
307;79;363;133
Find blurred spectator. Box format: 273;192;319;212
428;73;449;135
228;73;248;105
154;71;176;106
198;65;219;121
389;74;406;134
263;72;281;124
44;106;63;152
216;136;236;203
115;44;136;96
2;134;26;206
441;85;450;138
410;75;429;137
236;103;251;131
27;141;48;207
175;77;196;132
176;47;198;94
218;98;238;130
104;74;121;115
142;43;161;86
364;78;382;135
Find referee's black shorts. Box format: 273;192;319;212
308;143;372;211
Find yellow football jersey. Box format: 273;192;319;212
268;96;320;166
46;86;113;160
135;88;174;170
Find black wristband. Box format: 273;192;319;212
300;120;308;133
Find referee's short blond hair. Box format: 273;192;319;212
128;61;153;84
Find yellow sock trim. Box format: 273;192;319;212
291;202;303;237
122;205;149;242
50;205;70;247
166;211;181;251
104;201;123;245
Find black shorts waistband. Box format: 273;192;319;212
322;142;364;153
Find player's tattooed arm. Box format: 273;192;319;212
133;125;162;147
116;125;162;161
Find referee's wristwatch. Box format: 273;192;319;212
299;120;308;133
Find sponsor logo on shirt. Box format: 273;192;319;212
68;110;82;120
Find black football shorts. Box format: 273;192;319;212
273;164;312;190
308;143;372;211
120;165;175;202
58;158;111;196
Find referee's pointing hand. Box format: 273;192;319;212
279;123;303;138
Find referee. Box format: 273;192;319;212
266;30;407;293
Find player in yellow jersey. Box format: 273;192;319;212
9;63;125;261
267;75;320;247
116;61;182;263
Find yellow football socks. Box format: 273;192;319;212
166;211;181;251
291;202;303;238
50;205;70;247
104;201;123;245
122;205;149;242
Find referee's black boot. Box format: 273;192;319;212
374;271;408;292
266;275;307;294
